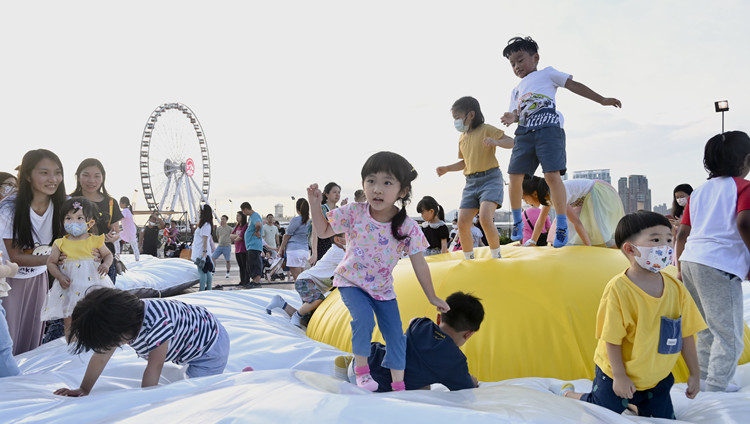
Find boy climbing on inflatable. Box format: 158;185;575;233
551;211;705;419
335;291;484;392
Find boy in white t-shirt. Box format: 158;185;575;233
676;130;750;392
500;36;621;248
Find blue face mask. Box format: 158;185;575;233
454;118;469;133
64;222;90;237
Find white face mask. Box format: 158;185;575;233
633;244;673;273
676;197;688;207
454;118;469;133
0;185;13;197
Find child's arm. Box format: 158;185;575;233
606;342;635;399
682;335;700;399
97;245;113;276
409;252;449;312
564;79;621;108
54;348;116;396
436;160;465;177
482;135;515;149
46;245;71;289
675;224;691;280
440;237;448;254
306;184;336;239
141;341;168;388
566;204;591;246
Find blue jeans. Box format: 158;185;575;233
339;287;406;371
0;299;21;377
197;265;213;291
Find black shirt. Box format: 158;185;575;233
93;196;123;253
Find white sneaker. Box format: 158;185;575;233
225;272;230;278
265;295;287;315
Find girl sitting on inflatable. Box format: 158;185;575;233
521;175;624;247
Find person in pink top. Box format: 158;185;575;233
230;211;249;286
118;197;140;261
521;206;551;246
307;151;449;393
676;131;750;392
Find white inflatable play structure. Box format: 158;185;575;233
3;247;750;423
114;254;198;297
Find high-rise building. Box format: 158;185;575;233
572;169;611;184
653;203;669;215
274;203;284;219
618;175;651;214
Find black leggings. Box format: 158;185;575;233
235;251;249;284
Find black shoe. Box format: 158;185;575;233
245;282;262;289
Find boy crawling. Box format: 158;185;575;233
55;287;229;396
336;291;484;391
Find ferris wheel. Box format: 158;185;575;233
139;103;211;225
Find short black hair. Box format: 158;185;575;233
240;202;251;210
502;36;539;58
221;215;229;220
614;211;671;249
440;292;484;332
703;131;750;179
67;288;144;354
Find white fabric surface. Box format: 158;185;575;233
113;254;198;296
2;285;750;423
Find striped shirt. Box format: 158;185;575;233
129;299;219;365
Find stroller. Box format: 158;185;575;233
263;246;288;281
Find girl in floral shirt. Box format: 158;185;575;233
307;151;449;392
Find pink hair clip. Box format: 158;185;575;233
72;201;82;210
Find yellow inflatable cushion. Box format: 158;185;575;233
308;245;750;383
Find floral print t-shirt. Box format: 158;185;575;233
327;202;428;300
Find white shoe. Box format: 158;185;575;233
225;272;230;278
265;295;287;315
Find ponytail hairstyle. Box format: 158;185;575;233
416;196;445;221
361;151;418;241
321;182;341;205
7;149;66;249
197;203;214;232
451;96;485;131
119;196;132;211
670;184;693;218
522;174;551;206
703;131;750;179
296;198;310;224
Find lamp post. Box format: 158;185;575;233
715;100;729;133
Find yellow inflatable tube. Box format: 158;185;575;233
308;245;750;383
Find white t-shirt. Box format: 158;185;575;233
508;66;571;130
0;196;54;279
298;244;345;284
190;223;213;261
564;179;596;205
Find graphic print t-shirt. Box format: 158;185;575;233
508;66;571;132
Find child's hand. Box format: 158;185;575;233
482;137;497;147
601;97;622;108
59;276;72;289
430;296;450;313
612;376;636;399
685;374;700;399
97;263;109;276
436;166;448;177
54;387;89;397
307;184;322;205
501;112;517;126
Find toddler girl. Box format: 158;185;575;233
416;196;449;256
43;197;114;331
307;151;449;391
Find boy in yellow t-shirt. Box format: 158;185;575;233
554;211;706;419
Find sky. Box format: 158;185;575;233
2;0;749;222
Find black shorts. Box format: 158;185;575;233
246;250;263;279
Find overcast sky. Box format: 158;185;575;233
2;0;748;221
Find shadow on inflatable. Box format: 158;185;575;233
308;245;750;383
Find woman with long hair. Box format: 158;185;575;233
310;182;344;265
70;158;123;282
278;198;311;281
191;204;215;291
230;211;249;285
0;149;66;354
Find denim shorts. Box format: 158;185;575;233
507;126;567;175
460;167;504;209
211;245;231;261
186;321;229;378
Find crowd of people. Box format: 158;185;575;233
0;34;749;422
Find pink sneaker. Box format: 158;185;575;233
356;373;379;391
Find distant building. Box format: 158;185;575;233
618;175;651;214
572;169;611;184
274;203;284;219
653;203;669;215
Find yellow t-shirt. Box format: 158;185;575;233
593;270;707;390
53;234;105;260
458;123;506;175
